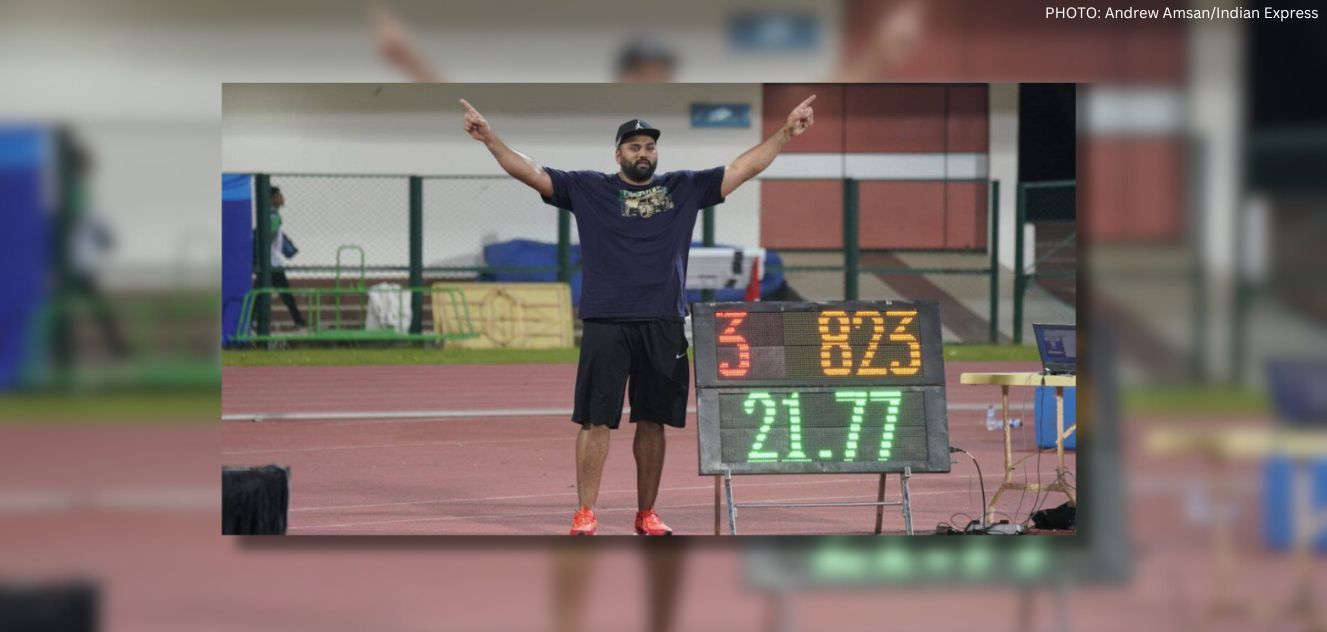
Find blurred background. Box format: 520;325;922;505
3;0;1326;630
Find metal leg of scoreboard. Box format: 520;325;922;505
873;474;888;534
723;469;738;535
723;467;914;536
715;475;723;536
901;467;914;535
875;469;914;535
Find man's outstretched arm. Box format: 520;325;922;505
720;94;816;198
461;98;554;198
371;3;444;82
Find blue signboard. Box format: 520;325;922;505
728;12;820;51
691;103;752;129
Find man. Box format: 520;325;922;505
55;134;129;367
257;186;307;331
461;94;816;535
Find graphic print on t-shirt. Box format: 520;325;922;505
619;186;675;219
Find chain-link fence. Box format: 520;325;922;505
421;175;576;274
268;174;412;278
1013;180;1077;343
23;129;220;390
250;173;578;338
270;174;577;280
243;173;1044;346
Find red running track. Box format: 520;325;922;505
222;361;1073;535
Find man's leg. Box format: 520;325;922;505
70;275;129;358
576;423;612;509
551;543;595;632
643;540;686;632
627;321;687;535
271;270;307;327
633;420;666;511
569;321;630;534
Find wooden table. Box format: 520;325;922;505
958;372;1076;524
1148;426;1327;631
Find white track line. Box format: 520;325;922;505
225;427;705;456
291;488;972;531
223;430;699;456
289;476;907;512
227;436;647;456
222;402;992;422
221;407;585;422
0;488;216;513
0;470;1023;518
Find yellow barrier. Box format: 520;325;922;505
431;282;574;349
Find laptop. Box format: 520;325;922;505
1266;360;1327;427
1033;323;1076;375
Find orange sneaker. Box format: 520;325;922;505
634;508;673;536
570;506;597;536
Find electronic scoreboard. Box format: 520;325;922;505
692;301;951;475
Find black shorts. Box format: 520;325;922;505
572;319;690;429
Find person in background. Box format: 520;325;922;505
55;136;129;367
258;186;307;331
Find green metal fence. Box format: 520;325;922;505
27;130;219;391
248;173;1020;345
1012;180;1077;343
760;178;1005;343
28;288;221;390
231;286;478;344
252;173;575;340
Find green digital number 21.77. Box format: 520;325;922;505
745;390;903;463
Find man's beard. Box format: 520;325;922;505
620;157;657;182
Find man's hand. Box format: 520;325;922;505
461;99;553;197
783;95;816;139
460;98;495;144
721;94;816;198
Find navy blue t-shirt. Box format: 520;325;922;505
541;166;726;320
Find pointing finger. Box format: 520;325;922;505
795;94;817;109
459;98;478;113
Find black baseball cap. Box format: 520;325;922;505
615;119;661;147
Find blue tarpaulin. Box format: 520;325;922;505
481;239;784;307
1263;457;1327;552
221;174;253;345
0;126;49;390
481;239;583;299
1034;386;1077;450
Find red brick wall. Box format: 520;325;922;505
760;84;989;250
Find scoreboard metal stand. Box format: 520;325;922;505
714;467;914;536
692;300;952;536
